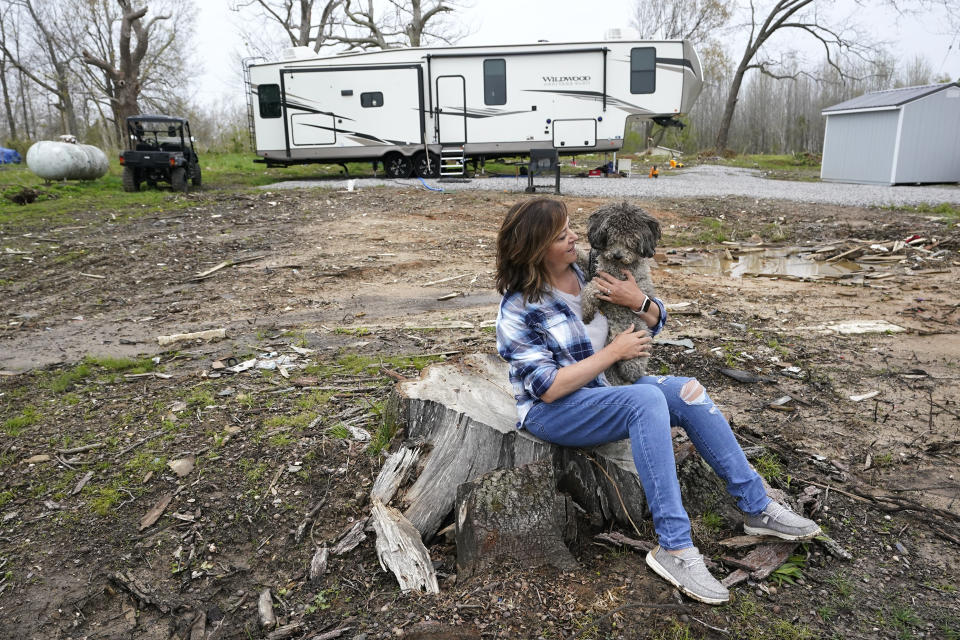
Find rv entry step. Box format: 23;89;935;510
440;147;465;177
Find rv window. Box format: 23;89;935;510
483;59;506;105
258;84;282;118
361;92;384;108
630;48;656;94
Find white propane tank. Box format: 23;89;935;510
26;137;109;181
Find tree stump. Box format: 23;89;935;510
385;354;738;543
455;460;579;579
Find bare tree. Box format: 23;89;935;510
231;0;343;54
898;53;935;86
335;0;470;50
631;0;733;43
0;0;81;135
79;0;196;145
714;0;875;151
715;0;960;151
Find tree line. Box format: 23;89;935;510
0;0;957;157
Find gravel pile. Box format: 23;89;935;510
264;164;960;207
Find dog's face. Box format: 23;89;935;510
587;202;661;267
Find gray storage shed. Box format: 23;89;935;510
820;83;960;185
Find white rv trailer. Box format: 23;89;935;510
247;40;702;178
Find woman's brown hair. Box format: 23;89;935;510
496;197;568;302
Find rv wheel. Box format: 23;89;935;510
413;152;440;179
384;153;413;179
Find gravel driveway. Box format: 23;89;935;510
265;164;960;206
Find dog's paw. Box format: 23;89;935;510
581;282;600;322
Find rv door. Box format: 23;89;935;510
436;75;467;144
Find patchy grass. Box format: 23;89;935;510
753;453;784;483
263;412;315;432
124;451;168;476
0;489;15;507
86;355;157;374
296;390;335;411
186;385;216;408
4;406;41;435
726;593;816;639
0;164;206;231
303;352;444;379
711;152;821;171
328;424;352;439
50;363;93;393
701;511;724;533
86;486;122;517
366;402;395;456
268;433;296;447
882;201;960;223
696;217;728;244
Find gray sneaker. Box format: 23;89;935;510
645;545;729;605
744;501;821;540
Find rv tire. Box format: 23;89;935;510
414;152;440;179
384;153;413;179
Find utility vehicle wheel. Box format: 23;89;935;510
190;164;202;187
384;153;413;179
171;167;187;193
122;167;140;192
413;152;440;179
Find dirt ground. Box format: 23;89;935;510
1;185;958;640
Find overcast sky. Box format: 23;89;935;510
193;0;960;107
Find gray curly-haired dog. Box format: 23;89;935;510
579;201;661;386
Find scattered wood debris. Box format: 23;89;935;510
139;494;173;531
157;328;227;346
370;498;439;594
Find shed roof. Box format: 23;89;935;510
822;82;960;114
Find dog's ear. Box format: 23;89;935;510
634;213;661;258
587;211;608;248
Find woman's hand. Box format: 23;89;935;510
593;270;661;328
540;323;651;402
606;324;652;361
594;270;645;309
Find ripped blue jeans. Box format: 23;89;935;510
523;375;770;550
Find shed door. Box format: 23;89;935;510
436;75;467;144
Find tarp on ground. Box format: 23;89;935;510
0;147;22;164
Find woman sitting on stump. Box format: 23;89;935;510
494;197;820;605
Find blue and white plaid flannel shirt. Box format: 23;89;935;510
495;263;667;428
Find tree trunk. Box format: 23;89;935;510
455;460;579;579
715;58;750;152
0;59;17;141
17;69;30;139
53;61;78;136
